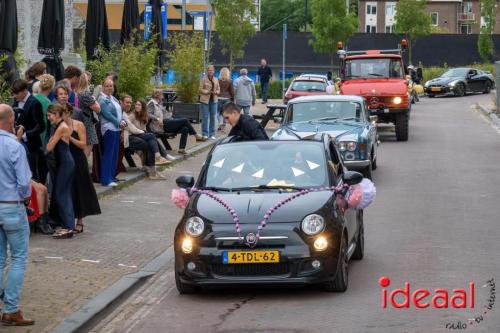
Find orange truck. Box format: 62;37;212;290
337;40;411;141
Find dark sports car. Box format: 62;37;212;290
424;68;494;97
174;136;364;293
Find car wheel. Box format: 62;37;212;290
352;211;364;260
362;162;372;179
454;83;465;97
427;94;435;98
483;81;492;94
324;233;348;292
395;113;409;142
175;270;197;294
371;149;377;171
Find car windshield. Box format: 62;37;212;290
202;142;328;190
441;68;469;78
291;81;326;92
345;58;403;79
285;101;363;123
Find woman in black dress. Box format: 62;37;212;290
62;104;101;233
46;104;75;239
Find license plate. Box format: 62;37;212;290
223;250;280;264
431;87;441;92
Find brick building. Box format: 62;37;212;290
358;0;500;34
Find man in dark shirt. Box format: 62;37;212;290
223;102;268;141
12;80;47;183
257;58;272;104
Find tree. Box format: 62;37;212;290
394;0;432;64
212;0;256;71
478;0;497;62
261;0;311;32
310;0;357;71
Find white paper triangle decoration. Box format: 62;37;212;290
307;160;320;170
232;163;245;173
213;158;225;168
291;167;305;177
252;169;264;178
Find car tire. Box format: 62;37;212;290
427;94;435;98
371;149;377;171
483;81;492;94
324;233;349;292
362;162;372;179
352;211;364;260
454;83;465;97
175;270;197;294
395;113;409;142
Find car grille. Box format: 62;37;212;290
211;263;291;277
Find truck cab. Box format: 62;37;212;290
337;41;410;141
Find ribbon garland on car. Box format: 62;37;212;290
188;183;352;245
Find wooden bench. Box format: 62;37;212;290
253;104;287;128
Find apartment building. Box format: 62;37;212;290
358;0;500;34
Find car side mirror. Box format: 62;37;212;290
343;171;364;186
369;115;378;125
176;175;195;189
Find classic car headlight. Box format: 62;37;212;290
393;97;402;105
338;141;357;152
338;142;347;151
347;141;357;151
301;214;325;236
185;217;205;237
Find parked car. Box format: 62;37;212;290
424;68;494;97
272;95;378;179
298;74;331;84
174;137;364;293
284;77;329;104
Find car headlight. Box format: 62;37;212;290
347;141;357;151
338;141;357;152
424;81;430;87
393;96;402;105
448;80;458;87
185;217;205;237
301;214;325;236
338;142;346;151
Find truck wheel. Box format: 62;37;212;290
395;113;409;142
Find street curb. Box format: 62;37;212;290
50;246;175;333
476;103;500;129
95;139;216;199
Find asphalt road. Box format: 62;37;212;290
94;93;500;333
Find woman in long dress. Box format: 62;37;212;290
46;104;75;239
62;104;101;233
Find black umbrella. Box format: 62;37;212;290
38;0;65;81
0;0;19;84
120;0;140;44
149;0;166;68
86;0;110;61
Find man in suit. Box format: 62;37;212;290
12;80;47;183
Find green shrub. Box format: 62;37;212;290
116;36;158;101
0;54;12;104
167;33;204;103
86;44;120;86
255;80;293;99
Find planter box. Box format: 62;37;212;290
172;102;202;123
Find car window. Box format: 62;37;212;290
441;68;469;78
285;101;363;123
291;81;326;92
345;58;403;79
202;142;328;189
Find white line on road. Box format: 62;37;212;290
118;264;138;268
44;256;63;260
120;200;135;203
81;259;101;263
146;201;162;205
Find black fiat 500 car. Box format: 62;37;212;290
174;136;364;294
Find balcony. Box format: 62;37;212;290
458;12;475;21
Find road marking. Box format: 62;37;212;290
45;256;63;260
118;264;138;268
120;200;135;203
146;201;161;205
81;259;101;263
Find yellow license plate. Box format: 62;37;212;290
223;250;280;264
431;87;441;92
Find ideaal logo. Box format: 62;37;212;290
378;277;495;330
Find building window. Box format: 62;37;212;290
366;4;377;15
385;25;395;33
461;2;473;13
366;25;377;33
460;24;472;34
430;12;438;26
385;4;396;16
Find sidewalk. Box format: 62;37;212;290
5;100;278;333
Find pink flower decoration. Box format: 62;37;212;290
347;185;363;209
171;189;190;209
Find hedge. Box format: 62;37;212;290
255;80;293;99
